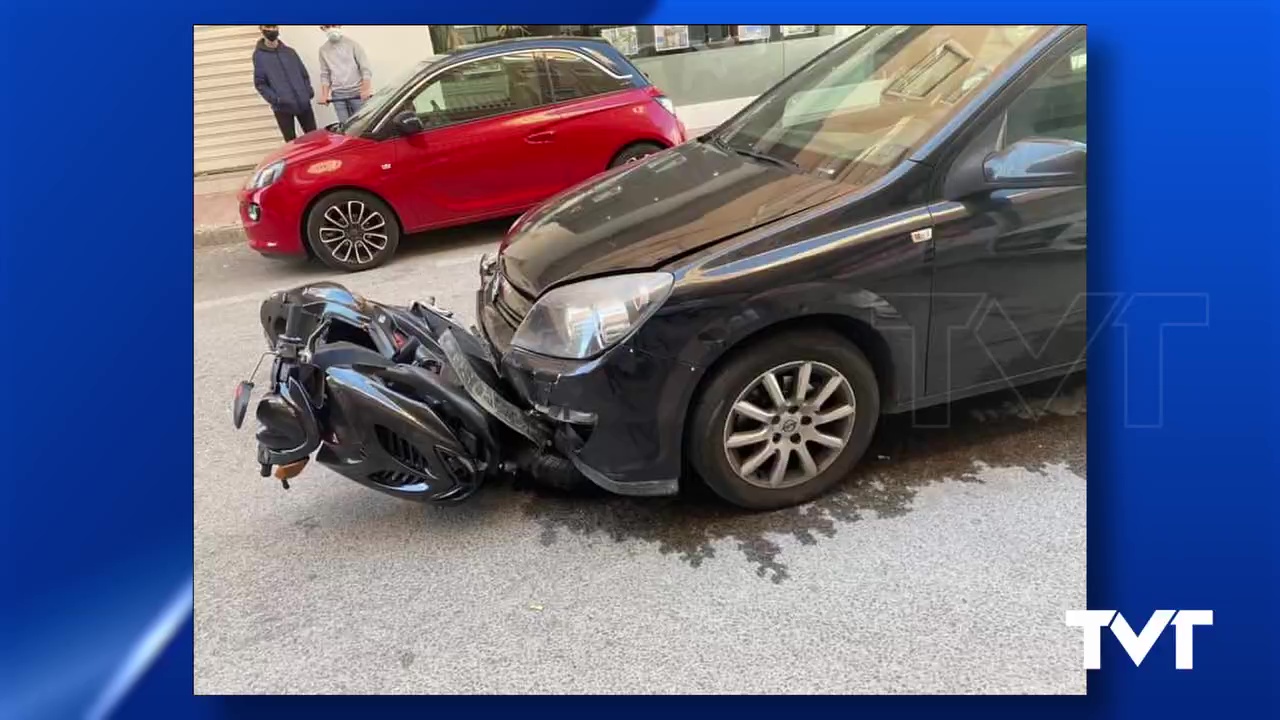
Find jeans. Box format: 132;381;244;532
331;96;365;123
273;108;317;142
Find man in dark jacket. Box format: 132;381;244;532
252;25;316;142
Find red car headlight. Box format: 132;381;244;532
248;160;286;190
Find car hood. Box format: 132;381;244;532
499;140;854;296
252;129;367;171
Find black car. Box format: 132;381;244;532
237;24;1086;511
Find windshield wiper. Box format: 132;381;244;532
733;146;801;172
711;136;801;172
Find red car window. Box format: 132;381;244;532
410;54;546;125
544;51;630;103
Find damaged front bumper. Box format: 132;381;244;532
233;266;682;504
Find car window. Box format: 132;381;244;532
1003;43;1086;145
715;25;1050;188
543;50;631;102
409;54;545;126
884;41;971;99
339;58;437;136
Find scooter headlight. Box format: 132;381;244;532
511;273;674;360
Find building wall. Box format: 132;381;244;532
269;25;864;133
631;25;865;132
196;25;866;175
273;25;436;128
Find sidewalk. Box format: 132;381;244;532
194;170;251;249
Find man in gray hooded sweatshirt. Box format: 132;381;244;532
318;25;373;123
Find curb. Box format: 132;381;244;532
195;225;245;249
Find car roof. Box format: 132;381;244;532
452;35;617;55
435;36;637;78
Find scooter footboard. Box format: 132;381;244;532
318;366;485;502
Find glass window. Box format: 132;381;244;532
434;25;532;50
428;26;859;108
543;51;630;102
340;58;441;136
714;25;1051;187
409;54;544;126
885;42;970;99
1003;43;1087;145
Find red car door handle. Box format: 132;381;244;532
525;130;556;144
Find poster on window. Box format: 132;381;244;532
737;25;770;42
653;25;691;52
780;25;817;37
600;26;639;56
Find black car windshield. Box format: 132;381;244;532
714;25;1051;187
339;56;444;136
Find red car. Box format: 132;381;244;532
240;37;686;271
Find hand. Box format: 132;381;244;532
319;91;330;106
359;82;372;101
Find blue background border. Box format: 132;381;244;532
1;1;1277;718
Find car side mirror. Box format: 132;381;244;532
392;110;426;136
946;137;1086;200
985;137;1086;186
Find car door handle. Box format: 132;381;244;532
525;130;556;144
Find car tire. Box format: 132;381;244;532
305;190;401;272
687;330;880;510
608;142;664;168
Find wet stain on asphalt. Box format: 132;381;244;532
520;377;1086;583
295;516;322;533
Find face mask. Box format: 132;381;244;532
326;29;343;42
262;29;279;41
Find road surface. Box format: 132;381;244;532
194;226;1087;694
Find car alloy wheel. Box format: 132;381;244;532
316;200;389;266
609;142;665;168
722;360;857;489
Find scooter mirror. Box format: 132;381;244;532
232;380;254;429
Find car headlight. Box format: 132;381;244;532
511;273;674;360
249;160;286;189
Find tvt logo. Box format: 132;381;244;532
1065;610;1213;669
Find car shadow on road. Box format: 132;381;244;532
512;373;1087;583
310;372;1085;583
237;217;514;282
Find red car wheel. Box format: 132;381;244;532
305;190;401;272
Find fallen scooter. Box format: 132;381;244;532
231;277;582;503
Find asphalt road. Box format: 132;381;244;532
194;226;1087;695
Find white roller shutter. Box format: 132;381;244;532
194;25;285;175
